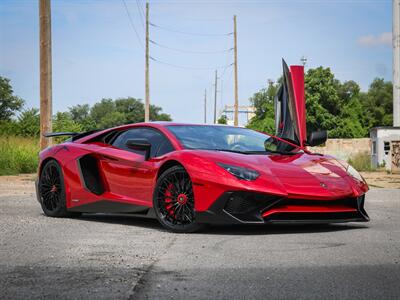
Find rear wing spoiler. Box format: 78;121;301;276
43;132;79;138
43;129;101;141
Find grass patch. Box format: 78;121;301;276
347;151;375;172
0;136;39;175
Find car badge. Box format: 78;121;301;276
320;182;327;188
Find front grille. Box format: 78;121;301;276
224;192;281;215
218;192;368;224
262;195;369;223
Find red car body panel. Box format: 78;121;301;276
37;122;369;224
290;65;307;147
36;63;369;225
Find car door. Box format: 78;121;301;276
274;59;307;148
98;127;174;205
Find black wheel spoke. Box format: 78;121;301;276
157;170;195;226
39;163;62;212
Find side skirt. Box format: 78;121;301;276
68;200;150;214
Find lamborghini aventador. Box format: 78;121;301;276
35;61;369;233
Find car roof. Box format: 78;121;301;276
142;122;241;128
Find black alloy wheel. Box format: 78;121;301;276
39;160;74;217
153;165;205;233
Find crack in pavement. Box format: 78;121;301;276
127;234;178;299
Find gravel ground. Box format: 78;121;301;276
0;178;399;299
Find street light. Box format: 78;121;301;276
300;55;307;67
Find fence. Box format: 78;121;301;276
308;138;371;161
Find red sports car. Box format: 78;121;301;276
36;62;369;233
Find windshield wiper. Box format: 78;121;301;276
200;148;250;154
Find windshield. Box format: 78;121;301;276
167;125;299;154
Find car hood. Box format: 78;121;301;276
183;150;367;199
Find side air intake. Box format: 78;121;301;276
78;155;105;195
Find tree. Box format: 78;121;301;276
217;115;228;124
88;97;171;129
149;104;172;122
362;78;393;127
96;111;126;128
304;67;342;134
69;104;90;123
68;104;95;131
90;99;115;126
115;97;144;123
337;80;361;104
247;67;390;138
0;78;173;138
304;68;371;138
53;112;82;133
247;83;277;133
17;108;40;137
0;76;24;120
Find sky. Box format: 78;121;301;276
0;0;393;125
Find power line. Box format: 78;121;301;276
150;22;233;37
220;67;234;108
135;0;145;28
149;39;233;54
122;0;144;50
220;61;232;79
150;56;233;70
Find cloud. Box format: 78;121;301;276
358;32;392;46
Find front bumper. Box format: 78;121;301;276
195;191;369;225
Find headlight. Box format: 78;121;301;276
217;163;259;181
346;164;365;183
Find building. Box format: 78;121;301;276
367;2;400;173
370;127;400;171
219;105;255;127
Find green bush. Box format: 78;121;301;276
17;108;40;137
0;136;39;175
0;120;17;135
347;152;374;172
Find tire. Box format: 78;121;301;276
38;160;79;217
153;165;205;233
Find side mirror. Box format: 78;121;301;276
126;139;151;160
307;130;327;147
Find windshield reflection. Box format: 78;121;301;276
167;125;300;155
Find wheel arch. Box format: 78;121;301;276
38;157;60;176
157;160;186;179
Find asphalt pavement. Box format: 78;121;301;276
1;187;399;299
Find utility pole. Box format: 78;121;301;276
39;0;52;150
220;79;223;111
214;70;218;124
204;89;207;123
233;15;239;126
145;2;150;122
394;0;400;126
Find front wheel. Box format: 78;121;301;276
153;165;205;233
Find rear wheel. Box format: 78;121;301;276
153;165;205;233
39;160;77;217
